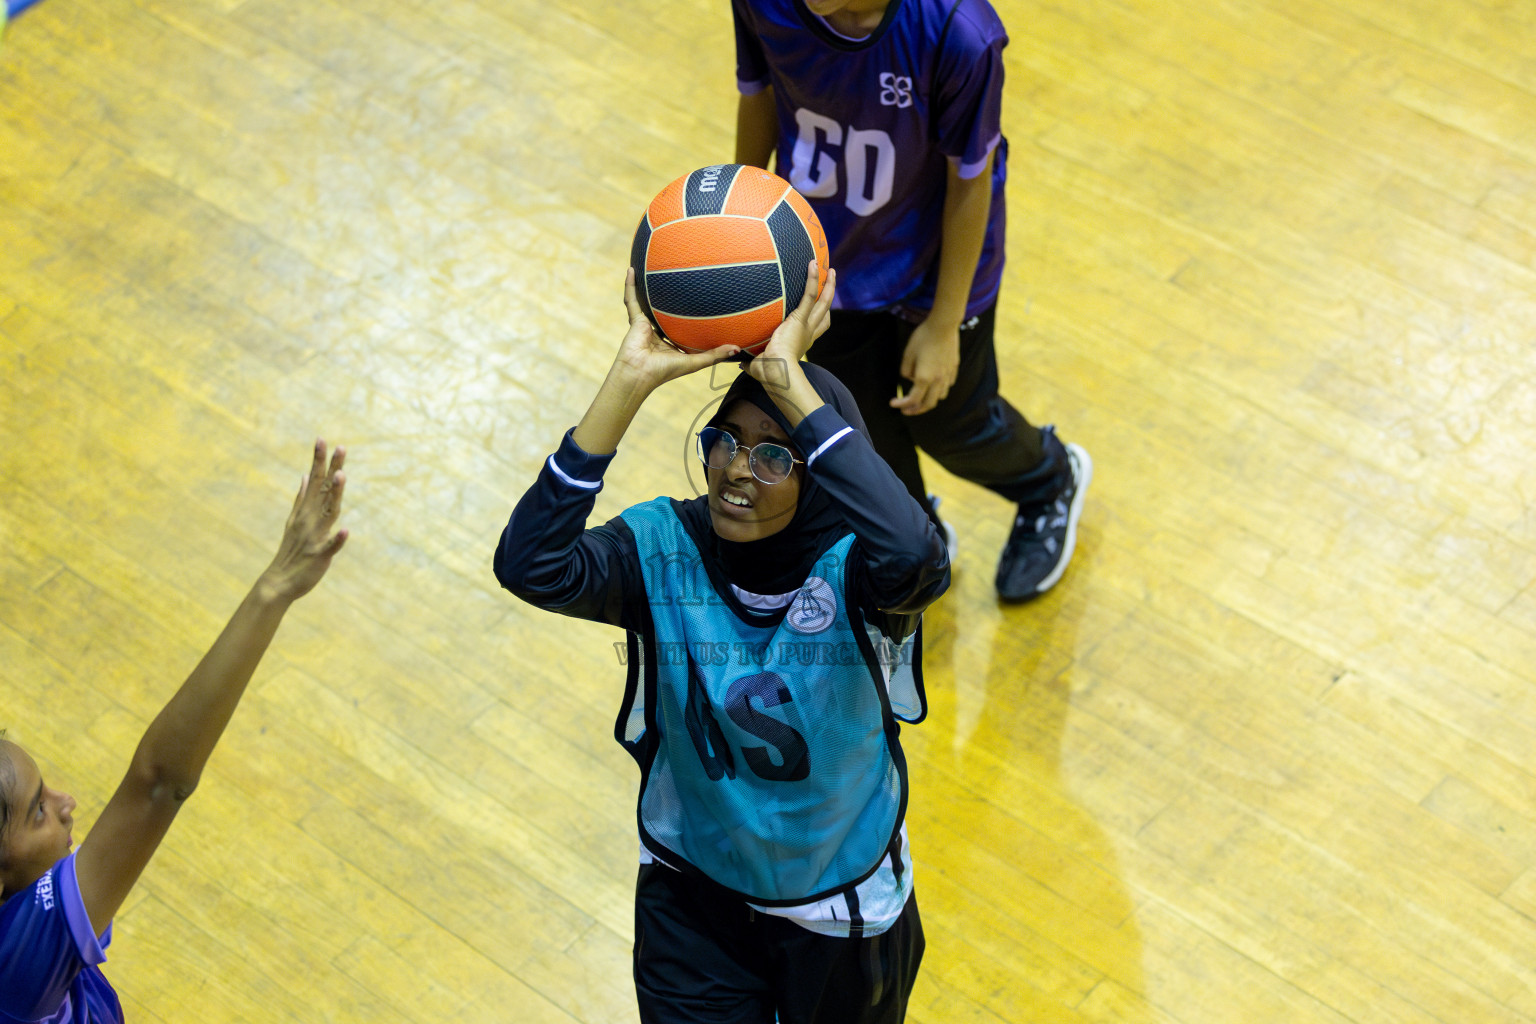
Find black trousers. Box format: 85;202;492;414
633;864;925;1024
807;305;1070;519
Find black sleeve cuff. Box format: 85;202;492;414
548;428;616;488
790;404;856;466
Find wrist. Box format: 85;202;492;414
597;362;662;422
606;356;663;396
250;574;298;613
921;304;966;331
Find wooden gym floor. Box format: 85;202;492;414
3;0;1536;1020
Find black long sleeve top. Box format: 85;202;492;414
494;403;949;641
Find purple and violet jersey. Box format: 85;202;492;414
0;854;123;1024
733;0;1009;317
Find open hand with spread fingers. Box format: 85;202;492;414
259;438;350;605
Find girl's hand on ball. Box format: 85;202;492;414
617;268;740;388
752;262;835;379
743;262;832;427
752;262;835;374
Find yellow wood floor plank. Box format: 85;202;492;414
6;0;1536;1019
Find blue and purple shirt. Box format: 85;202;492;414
0;854;123;1024
733;0;1010;317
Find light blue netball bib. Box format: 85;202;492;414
617;497;923;905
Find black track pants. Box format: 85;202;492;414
807;305;1070;519
633;863;925;1024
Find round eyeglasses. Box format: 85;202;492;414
696;426;803;485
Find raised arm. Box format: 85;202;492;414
575;268;743;454
494;270;740;622
73;440;349;936
751;265;950;628
793;406;950;630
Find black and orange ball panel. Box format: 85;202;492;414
632;165;829;353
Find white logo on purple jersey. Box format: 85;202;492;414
878;73;913;108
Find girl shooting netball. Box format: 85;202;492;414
495;252;948;1023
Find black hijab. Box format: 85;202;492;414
673;362;869;597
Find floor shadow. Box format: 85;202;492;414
909;537;1155;1020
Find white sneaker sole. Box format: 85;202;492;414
1032;443;1093;594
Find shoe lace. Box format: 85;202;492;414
1015;496;1069;535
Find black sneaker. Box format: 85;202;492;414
996;442;1092;601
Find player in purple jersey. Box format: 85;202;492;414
0;441;348;1024
733;0;1092;602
